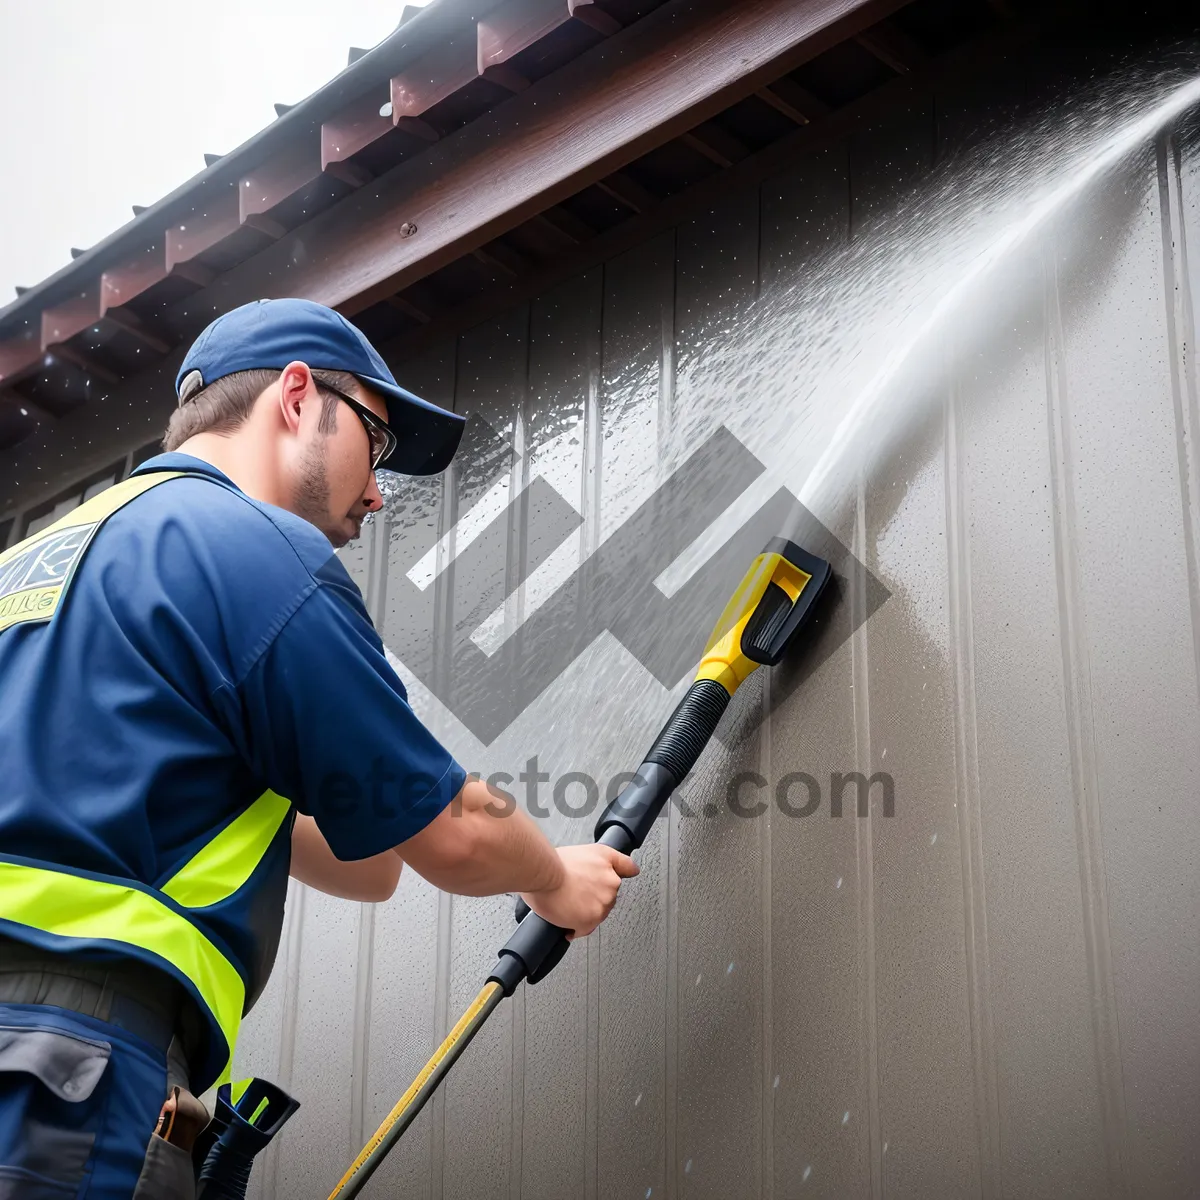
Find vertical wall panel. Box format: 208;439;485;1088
594;233;676;1200
760;145;871;1200
936;71;1119;1200
440;307;532;1200
669;190;766;1200
1055;152;1200;1198
854;100;982;1200
518;270;602;1200
271;892;363;1196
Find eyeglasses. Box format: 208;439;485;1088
315;380;397;471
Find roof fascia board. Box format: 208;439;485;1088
173;0;906;323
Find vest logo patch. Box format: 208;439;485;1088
0;523;97;633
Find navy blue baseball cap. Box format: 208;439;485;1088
176;298;465;475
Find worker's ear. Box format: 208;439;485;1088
277;361;313;435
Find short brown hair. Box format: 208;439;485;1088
162;367;361;451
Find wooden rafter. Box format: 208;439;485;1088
242;214;287;240
322;90;394;174
856;19;927;74
756;78;831;124
40;293;101;353
391;35;477;119
165;189;241;274
596;171;658;214
170;261;217;288
100;307;172;355
378;20;1039;362
0;334;42;387
239;138;320;227
99;241;168;314
478;0;573;77
481;63;532;93
531;207;595;244
324;160;375;189
569;0;621;36
471;242;530;278
0;390;56;421
386;294;434;324
193;0;911;317
44;343;120;386
680;124;750;168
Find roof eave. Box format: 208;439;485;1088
0;0;498;328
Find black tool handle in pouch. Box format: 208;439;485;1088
194;1078;300;1199
489;679;730;995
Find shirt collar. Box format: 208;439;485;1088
132;452;239;489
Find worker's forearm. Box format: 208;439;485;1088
398;778;565;897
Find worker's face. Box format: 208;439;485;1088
282;365;386;547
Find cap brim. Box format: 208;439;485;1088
358;376;466;475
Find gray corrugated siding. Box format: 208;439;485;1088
235;81;1200;1199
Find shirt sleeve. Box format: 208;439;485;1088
231;568;467;861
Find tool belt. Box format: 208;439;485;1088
0;934;209;1198
0;933;204;1070
0;935;300;1198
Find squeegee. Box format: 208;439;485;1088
328;537;832;1199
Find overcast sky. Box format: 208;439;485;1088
0;0;432;301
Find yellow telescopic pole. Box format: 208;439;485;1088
327;981;505;1199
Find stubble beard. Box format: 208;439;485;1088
294;440;342;546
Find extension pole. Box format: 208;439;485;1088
328;538;831;1200
328;981;504;1198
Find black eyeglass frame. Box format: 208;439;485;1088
314;379;398;471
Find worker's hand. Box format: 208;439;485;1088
520;844;639;939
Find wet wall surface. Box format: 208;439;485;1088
235;62;1200;1200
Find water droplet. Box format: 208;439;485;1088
802;1165;812;1183
836;876;842;888
684;1159;693;1174
773;1075;780;1089
842;1111;850;1125
645;1189;652;1199
883;1141;889;1153
930;833;938;845
635;1092;642;1107
727;962;734;974
695;974;702;986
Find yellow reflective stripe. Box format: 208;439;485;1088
0;473;187;636
162;791;292;909
0;471;185;569
0;859;243;1082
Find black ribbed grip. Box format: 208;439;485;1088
741;582;792;659
643;678;730;780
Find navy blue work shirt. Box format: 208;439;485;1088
0;451;465;885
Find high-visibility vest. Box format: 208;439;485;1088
0;471;294;1090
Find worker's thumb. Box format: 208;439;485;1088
605;849;639;879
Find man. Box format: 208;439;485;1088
0;298;637;1197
